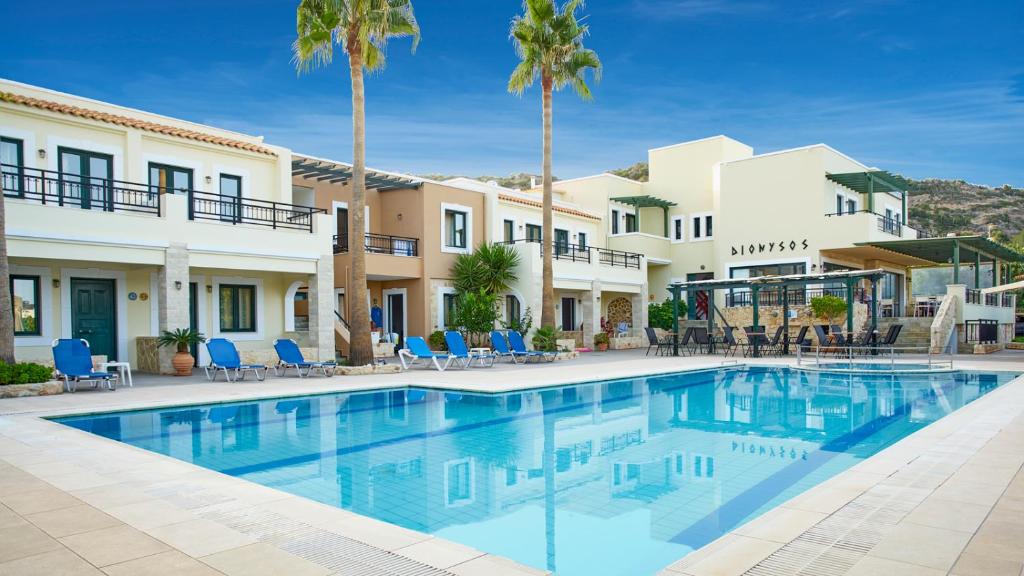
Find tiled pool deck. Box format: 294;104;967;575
0;349;1022;576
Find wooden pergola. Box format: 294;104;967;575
667;269;887;357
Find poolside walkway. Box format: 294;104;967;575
0;349;1021;576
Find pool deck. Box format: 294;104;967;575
0;349;1022;576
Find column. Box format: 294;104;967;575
308;255;336;361
581;281;600;348
157;242;190;374
952;240;960;284
974;251;981;289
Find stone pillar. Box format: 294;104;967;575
308;255;336;361
581;280;600;347
633;282;649;331
157;242;190;374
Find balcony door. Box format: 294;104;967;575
335;206;349;251
149;163;193;195
561;297;576;331
59;147;113;210
554;229;570;256
383;289;405;347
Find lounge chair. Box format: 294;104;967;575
204;338;267;382
787;326;810;353
491;330;525;363
445;331;496;368
507;330;556;362
51;338;118;393
398;336;455;371
813;325;832;354
876;324;903;354
273;339;337;377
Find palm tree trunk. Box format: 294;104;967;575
347;40;374;366
0;194;13;364
540;76;555;329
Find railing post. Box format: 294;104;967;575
187;189;194;220
272;203;277;229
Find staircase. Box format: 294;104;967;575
877;317;932;352
334;311;350;358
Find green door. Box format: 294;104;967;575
59;147;113;211
71;278;117;360
188;282;199;365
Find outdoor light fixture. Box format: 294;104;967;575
206;285;213;294
174;281;183;291
205;175;213;184
52;279;60;288
37;148;46;159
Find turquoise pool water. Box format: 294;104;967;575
55;367;1018;576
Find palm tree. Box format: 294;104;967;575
293;0;419;366
508;0;601;330
0;192;13;364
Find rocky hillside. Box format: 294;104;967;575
421;172;548;190
430;165;1024;242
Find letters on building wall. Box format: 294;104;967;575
731;239;809;257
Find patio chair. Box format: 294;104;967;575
743;326;770;357
491;330;524;363
273;339;337;377
444;331;495;368
676;327;695;356
204;338;268;382
876;324;903;354
813;325;833;354
689;327;712;355
829;325;850;357
719;327;740;357
51;338;118;393
787;325;810;353
507;330;556;362
398;336;455;371
644;327;672;357
765;326;785;356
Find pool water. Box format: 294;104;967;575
809;362;947;372
56;367;1018;576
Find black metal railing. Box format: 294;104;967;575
497;239;642;269
333;232;418;256
725;287;867;308
877;215;902;237
965;319;998;344
966;289;981;304
188;190;324;232
984;292;999;306
2;163;162;215
1002;293;1014;308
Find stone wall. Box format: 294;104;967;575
719;303;868;344
136;337;160;374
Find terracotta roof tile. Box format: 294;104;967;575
0;91;276;156
498;193;600;220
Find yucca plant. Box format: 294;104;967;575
157;328;206;353
452;243;521;295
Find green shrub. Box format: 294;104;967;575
648;298;686;330
502;306;533;335
428;330;447;351
0;362;54;385
593;332;609;346
531;326;560;352
810;295;848;325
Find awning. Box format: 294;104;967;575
982;280;1024;294
855;236;1024;264
292;156;420;191
668;268;886;291
826;170;909;194
610;195;677;208
819;246;933;268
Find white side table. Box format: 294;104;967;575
100;361;133;388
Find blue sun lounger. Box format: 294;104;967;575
507;330;556;362
491;330;524;363
398;336;455;371
204;338;267;382
445;331;495;368
273;338;337;377
51;338;117;392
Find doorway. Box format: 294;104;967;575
561;297;577;331
383;289;406;347
58;147;113;210
687;272;714;320
189;282;199;365
70;277;117;360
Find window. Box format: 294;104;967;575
577;232;587;249
624;213;637;233
219;284;256;332
691;213;713;240
443;292;459;328
526;224;542;243
148;162;193;195
846;198;856;214
554;229;569;255
1;137;24;197
671;215;685;243
219;174;242;222
446;459;473;505
10;275;40;336
505;295;521;324
444;208;467;249
611;209;619;234
835;194;843;215
58;147;112;210
503;219;515;243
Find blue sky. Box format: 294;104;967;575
2;0;1022;186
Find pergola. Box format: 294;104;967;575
667;269;887;357
856;236;1024;288
610;195;677;237
291;157;421;191
826;170;910;216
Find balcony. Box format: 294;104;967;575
725;286;867;308
607;232;670;262
2;164;324;233
824;209;917;241
502;239;643;270
333;232;419;257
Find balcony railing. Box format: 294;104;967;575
725;287;867;308
333;232;419;256
2;163;162;215
824;209;904;237
498;239;643;269
966;289;981;304
189;190;323;232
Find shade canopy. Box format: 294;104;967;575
292;157;420;191
668;268;886;292
610;195;677;208
826;170;909;194
855;236;1024;264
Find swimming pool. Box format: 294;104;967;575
55;367;1018;576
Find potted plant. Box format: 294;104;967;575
157;328;206;376
594;332;609;351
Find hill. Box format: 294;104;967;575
421;172;548;190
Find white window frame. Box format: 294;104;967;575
11;265;53;347
691;211;713;241
501;218;516;243
670;215;686;244
437;286;458;331
211;276;264;341
443;457;476;507
834;187;859;215
440;202;473;254
610;208;620;235
382;287;408;341
503;292;524;324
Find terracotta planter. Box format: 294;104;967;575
171;351;194;376
595;343;609;352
